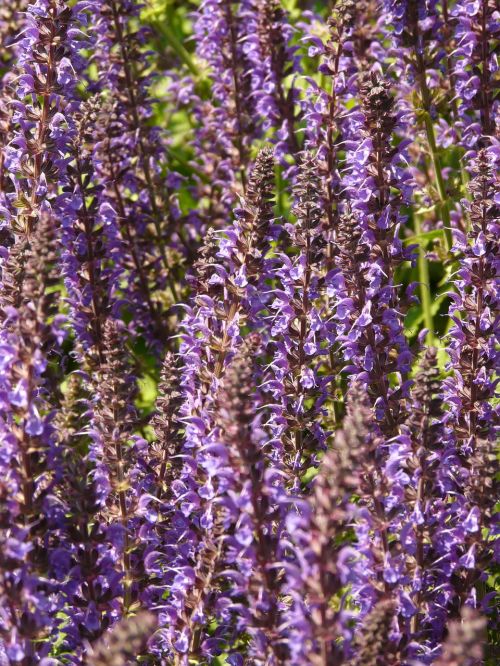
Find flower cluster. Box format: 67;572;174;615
0;1;497;664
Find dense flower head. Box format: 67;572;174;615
266;153;329;488
210;334;288;663
452;0;498;148
243;0;300;159
192;0;263;199
0;1;498;663
0;213;65;662
331;72;414;432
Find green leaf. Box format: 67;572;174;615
403;228;445;246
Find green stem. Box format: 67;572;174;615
422;112;453;251
414;214;435;344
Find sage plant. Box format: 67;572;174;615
0;1;497;664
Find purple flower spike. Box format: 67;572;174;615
93;0;177;349
286;389;368;663
155;149;275;659
0;214;65;661
90;320;142;616
245;0;301;159
442;145;499;615
193;0;262;197
332;72;414;433
7;0;86;235
452;0;498;149
267;153;328;490
216;335;288;663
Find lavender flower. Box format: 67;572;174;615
149;352;184;500
7;0;87;235
216;334;288;664
330;385;403;624
383;0;470;263
333;73;414;431
286;390;367;664
244;0;300;158
52;375;125;653
267;154;328;488
452;0;498;149
303;1;359;263
93;0;176;348
0;214;64;662
152;149;275;659
89;320;142;616
140;352;184;622
61;95;118;369
193;0;261;195
441;145;499;613
387;347;450;661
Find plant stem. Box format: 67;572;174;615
414;214;435;344
422;111;453;252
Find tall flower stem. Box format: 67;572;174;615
107;0;170;269
222;0;247;193
404;11;454;251
12;0;74;235
421;110;453;251
414;214;435;343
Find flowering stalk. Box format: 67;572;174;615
155;149;275;658
287;394;367;664
140;352;184;621
54;376;116;651
247;0;300;158
382;347;451;661
334;73;414;432
93;0;178;346
216;335;287;664
194;0;261;195
439;0;460;123
453;0;498;149
149;352;184;500
442;146;499;612
304;1;358;258
92;99;167;346
9;0;83;235
62;95;118;369
268;154;328;489
97;0;172;263
383;0;454;249
0;214;64;662
90;320;142;616
406;349;445;633
334;385;403;623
